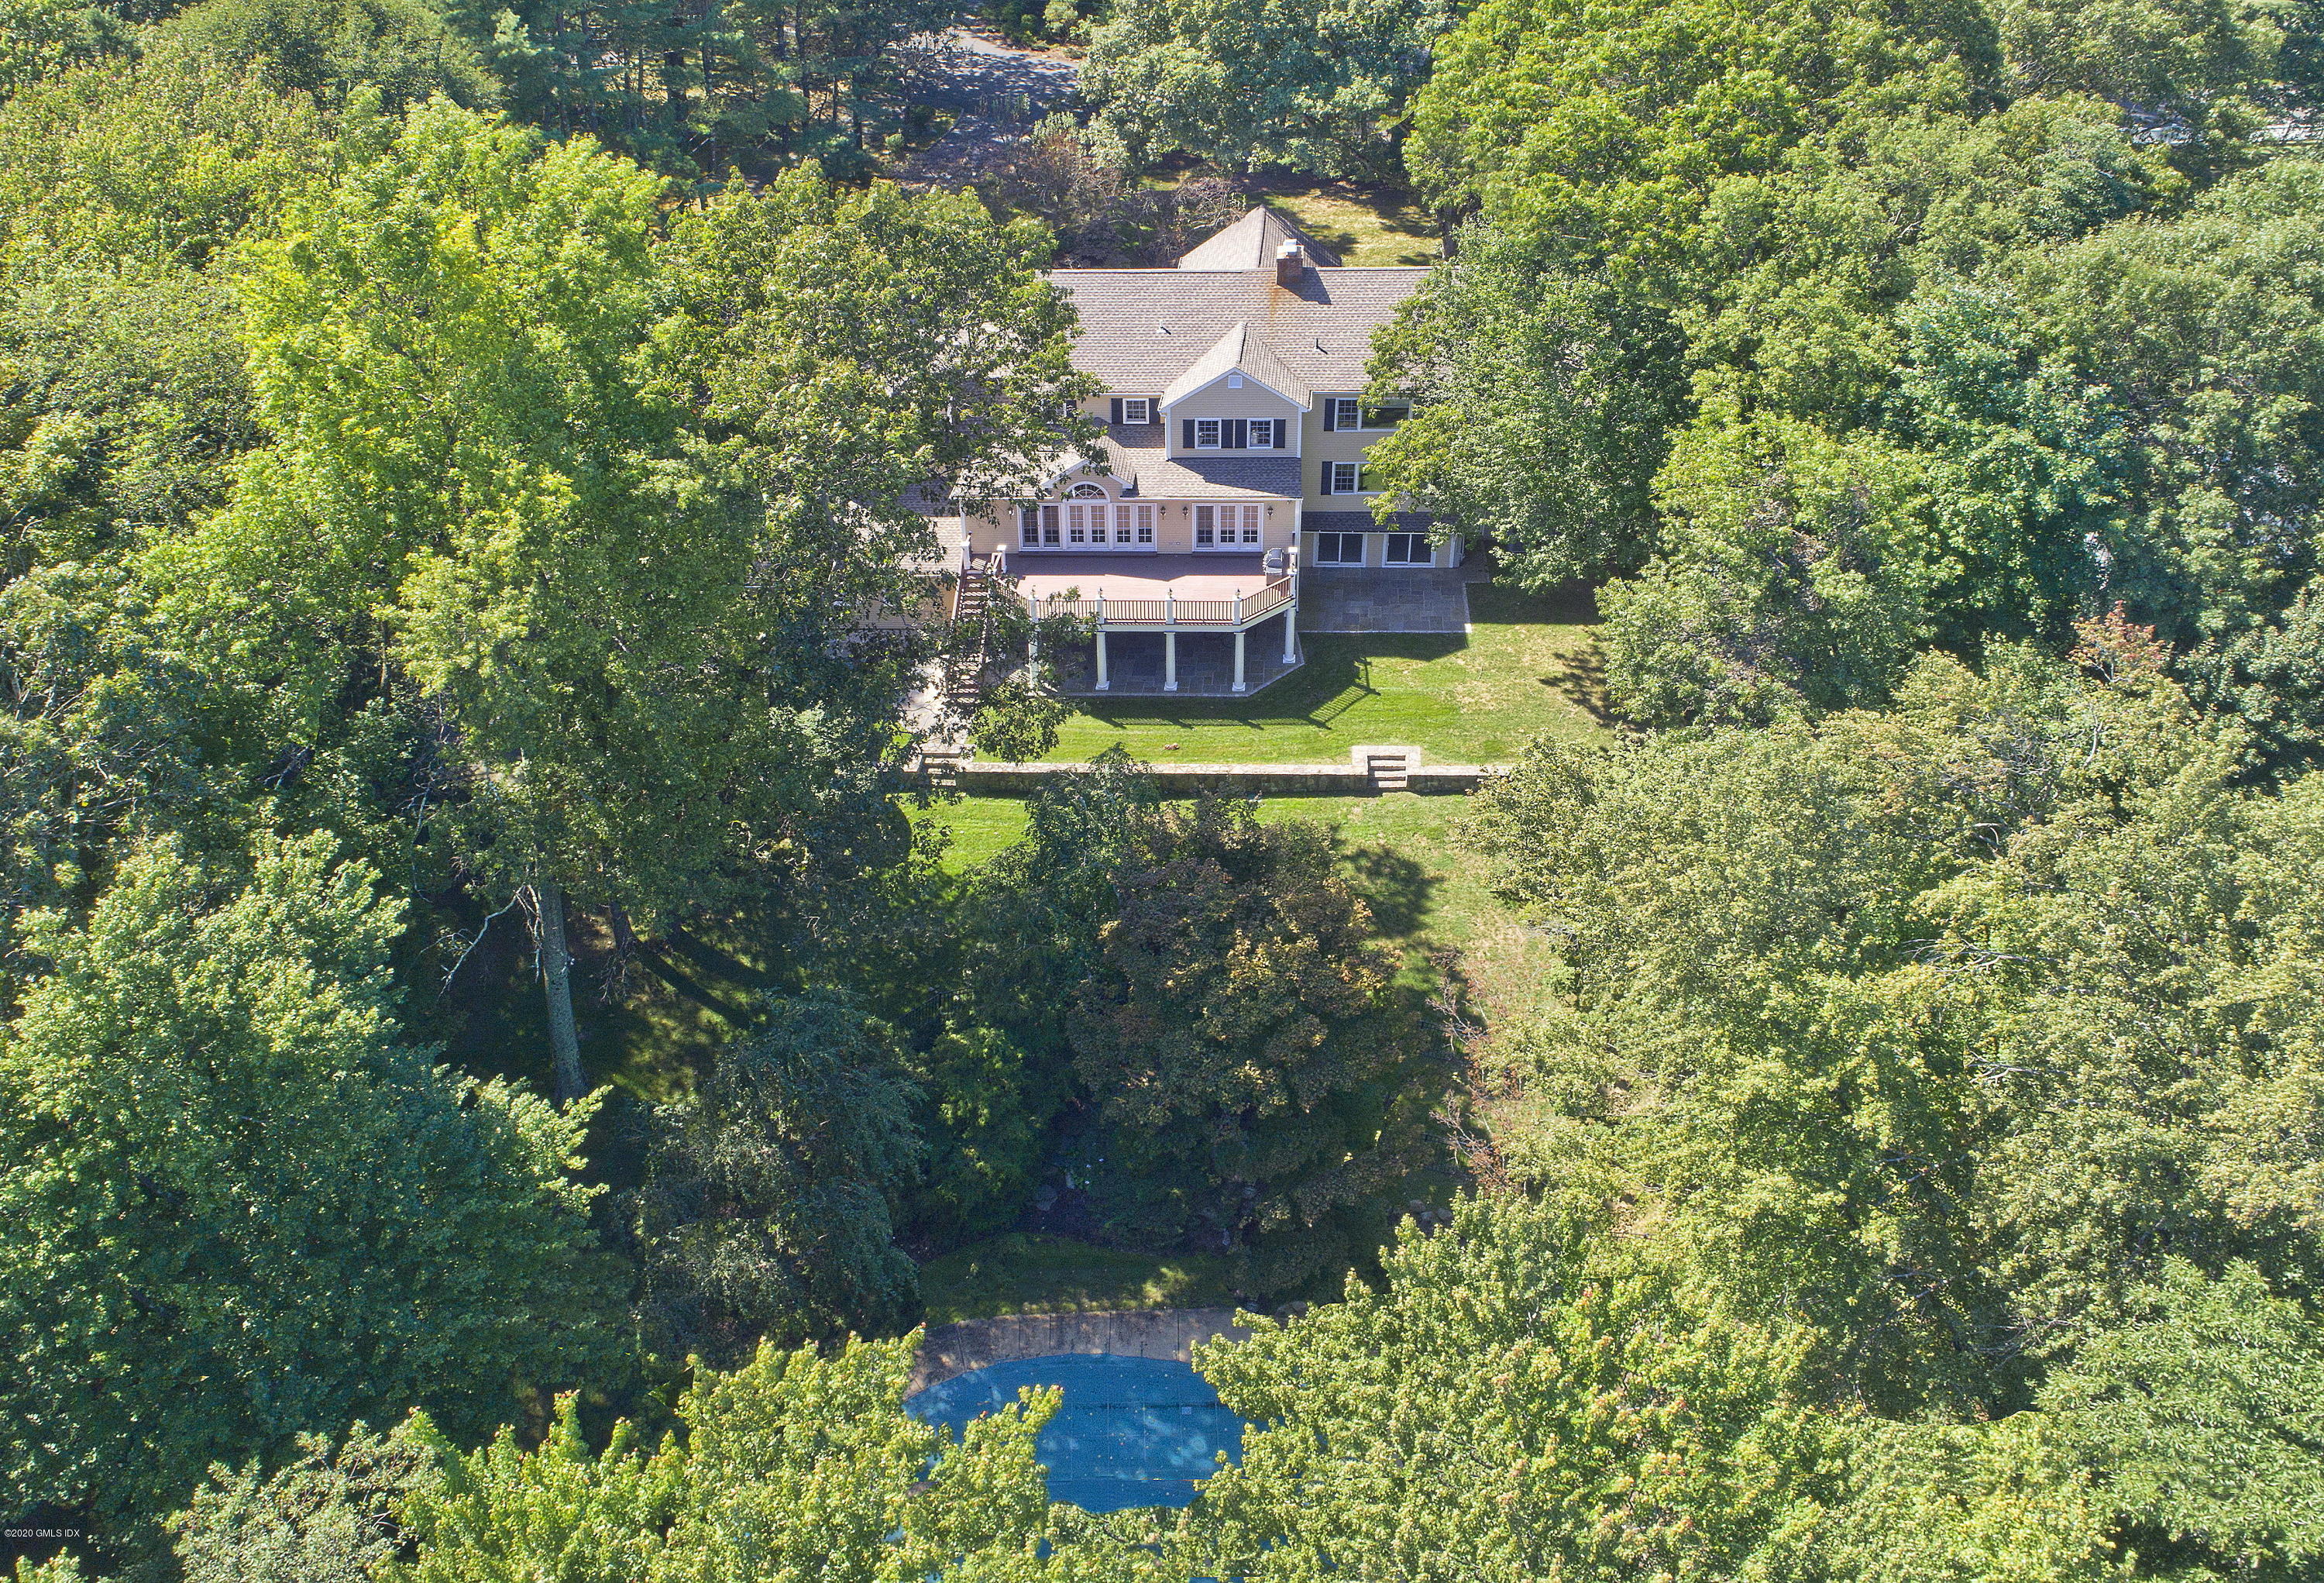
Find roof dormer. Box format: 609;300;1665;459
1159;322;1312;411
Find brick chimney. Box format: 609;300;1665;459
1275;239;1305;287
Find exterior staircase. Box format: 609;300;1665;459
944;558;995;717
1354;745;1417;792
920;747;965;789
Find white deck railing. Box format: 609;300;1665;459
1025;576;1294;629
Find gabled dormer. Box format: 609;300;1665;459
1160;323;1311;457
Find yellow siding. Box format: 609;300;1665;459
1164;376;1302;456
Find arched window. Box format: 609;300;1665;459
1065;483;1108;499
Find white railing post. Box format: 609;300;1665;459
1234;592;1244;627
1165;590;1175;626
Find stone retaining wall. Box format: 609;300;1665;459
946;760;1502;797
909;1307;1257;1394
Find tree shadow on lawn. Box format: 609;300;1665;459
1070;633;1468;740
1341;841;1439;940
1540;635;1618;727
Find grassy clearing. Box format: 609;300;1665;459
1049;584;1606;766
1249;175;1440;267
919;1234;1239;1324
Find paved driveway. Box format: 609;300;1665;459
1298;566;1487;634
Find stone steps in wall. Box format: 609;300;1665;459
1356;745;1416;792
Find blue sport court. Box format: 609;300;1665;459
906;1353;1250;1511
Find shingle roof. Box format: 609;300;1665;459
1159;322;1314;409
1048;267;1427;395
1174;206;1342;270
1304;511;1438;532
1093;426;1301;500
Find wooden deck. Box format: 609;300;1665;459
1009;553;1276;604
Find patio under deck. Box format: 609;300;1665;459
1048;616;1303;697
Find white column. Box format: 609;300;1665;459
1281;609;1298;664
1095;628;1109;690
1233;629;1247;693
1164;631;1178;692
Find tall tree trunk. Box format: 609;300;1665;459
536;882;586;1108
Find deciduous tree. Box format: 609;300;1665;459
0;832;621;1547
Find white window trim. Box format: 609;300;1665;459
1120;397;1153;425
1018;499;1158;551
1195;419;1223;449
1313;530;1366;566
1191;501;1264;550
1383;532;1435;566
1328;461;1378;496
1329;397;1408;433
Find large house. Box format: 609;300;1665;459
943;208;1453;694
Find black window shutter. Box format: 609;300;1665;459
1322;401;1338;432
1267;420;1283;448
1109;397;1122;425
1183;418;1196;448
1319;462;1335;495
1229;418;1248;449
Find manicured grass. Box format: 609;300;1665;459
909;794;1033;872
919;1234;1239;1325
1049;584;1605;766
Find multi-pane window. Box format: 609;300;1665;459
1023;498;1155;549
1120;397;1152;425
1019;504;1064;546
1064;484;1107;546
1325;397;1408;430
1384;532;1432;565
1314;532;1365;565
1194;503;1263;547
1325;461;1371;494
1195;419;1223;449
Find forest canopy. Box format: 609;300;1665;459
5;0;2324;1577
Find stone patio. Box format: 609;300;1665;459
1048;617;1302;697
1298;566;1489;634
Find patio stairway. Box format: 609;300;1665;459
944;561;994;716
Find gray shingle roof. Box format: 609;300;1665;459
1159;322;1314;409
1304;511;1438;532
1095;427;1301;499
1174;206;1342;270
1049;267;1427;395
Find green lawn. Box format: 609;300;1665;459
1248;175;1440;267
1047;585;1605;766
911;794;1033;871
919;1234;1238;1325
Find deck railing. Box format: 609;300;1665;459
1025;576;1294;628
